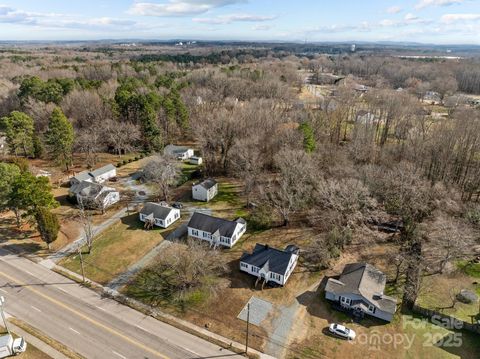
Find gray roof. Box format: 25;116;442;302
140;202;176;220
70;181;107;198
164;144;190;155
240;244;299;276
195;179;217;190
89;164;116;178
187;212;243;238
325;263;397;314
72;170;93;182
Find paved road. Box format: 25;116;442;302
0;249;243;359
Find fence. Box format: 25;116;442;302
412;304;480;335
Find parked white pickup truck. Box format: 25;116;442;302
0;334;27;357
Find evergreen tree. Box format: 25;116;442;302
0;111;35;157
45;108;74;170
299;122;316;153
35;207;60;250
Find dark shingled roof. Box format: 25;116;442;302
140;202;176;220
325;263;397;314
195;179;217;190
187;212;243;238
240;244;299;276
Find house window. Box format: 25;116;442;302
252;267;259;273
368;304;376;313
340;296;351;306
192;230;199;236
203;232;209;238
240;263;248;269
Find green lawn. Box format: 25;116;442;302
59;214;165;284
457;261;480;278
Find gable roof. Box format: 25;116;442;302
164;144;191;155
325;263;397;314
72;170;93;183
89;164;116;178
194;179;217;190
240;244;299;276
187;212;243;238
140;202;176;220
70;180;114;199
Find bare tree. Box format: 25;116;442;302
142;154;180;201
78;201;94;254
75;126;107;168
261;149;315;226
105;119;141;156
132;239;227;305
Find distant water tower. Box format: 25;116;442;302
351;44;356;52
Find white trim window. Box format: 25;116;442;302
368;304;376;313
240;262;249;269
340;296;351;306
191;229;199;236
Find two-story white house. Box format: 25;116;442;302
164;144;194;160
192;179;218;202
187;212;246;248
70;164;116;185
240;244;299;286
139;202;180;229
69;180;120;210
325;263;398;322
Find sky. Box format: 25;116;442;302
0;0;479;44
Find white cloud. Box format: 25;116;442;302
441;13;480;22
415;0;464;10
386;6;402;14
0;5;138;30
252;24;271;31
306;22;372;34
193;13;276;24
404;13;419;21
379;14;430;27
128;0;246;17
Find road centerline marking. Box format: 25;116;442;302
112;350;127;359
69;327;80;335
0;271;170;359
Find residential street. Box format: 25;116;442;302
0;248;243;359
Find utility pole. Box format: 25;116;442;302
78;248;86;283
245;303;250;355
0;296;11;335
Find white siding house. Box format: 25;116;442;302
240;244;299;286
89;164;117;183
325;263;397;322
164;145;194;160
69;181;120;210
189;156;203;165
192;179;218;202
139;202;180;229
69;164;116;185
187;212;246;248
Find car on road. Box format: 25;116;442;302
172;202;183;209
328;323;356;340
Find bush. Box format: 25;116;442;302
116;162;122;168
248;204;273;231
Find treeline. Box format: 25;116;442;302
134;48;285;64
322;55;480;95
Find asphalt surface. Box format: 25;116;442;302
0;248;243;359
